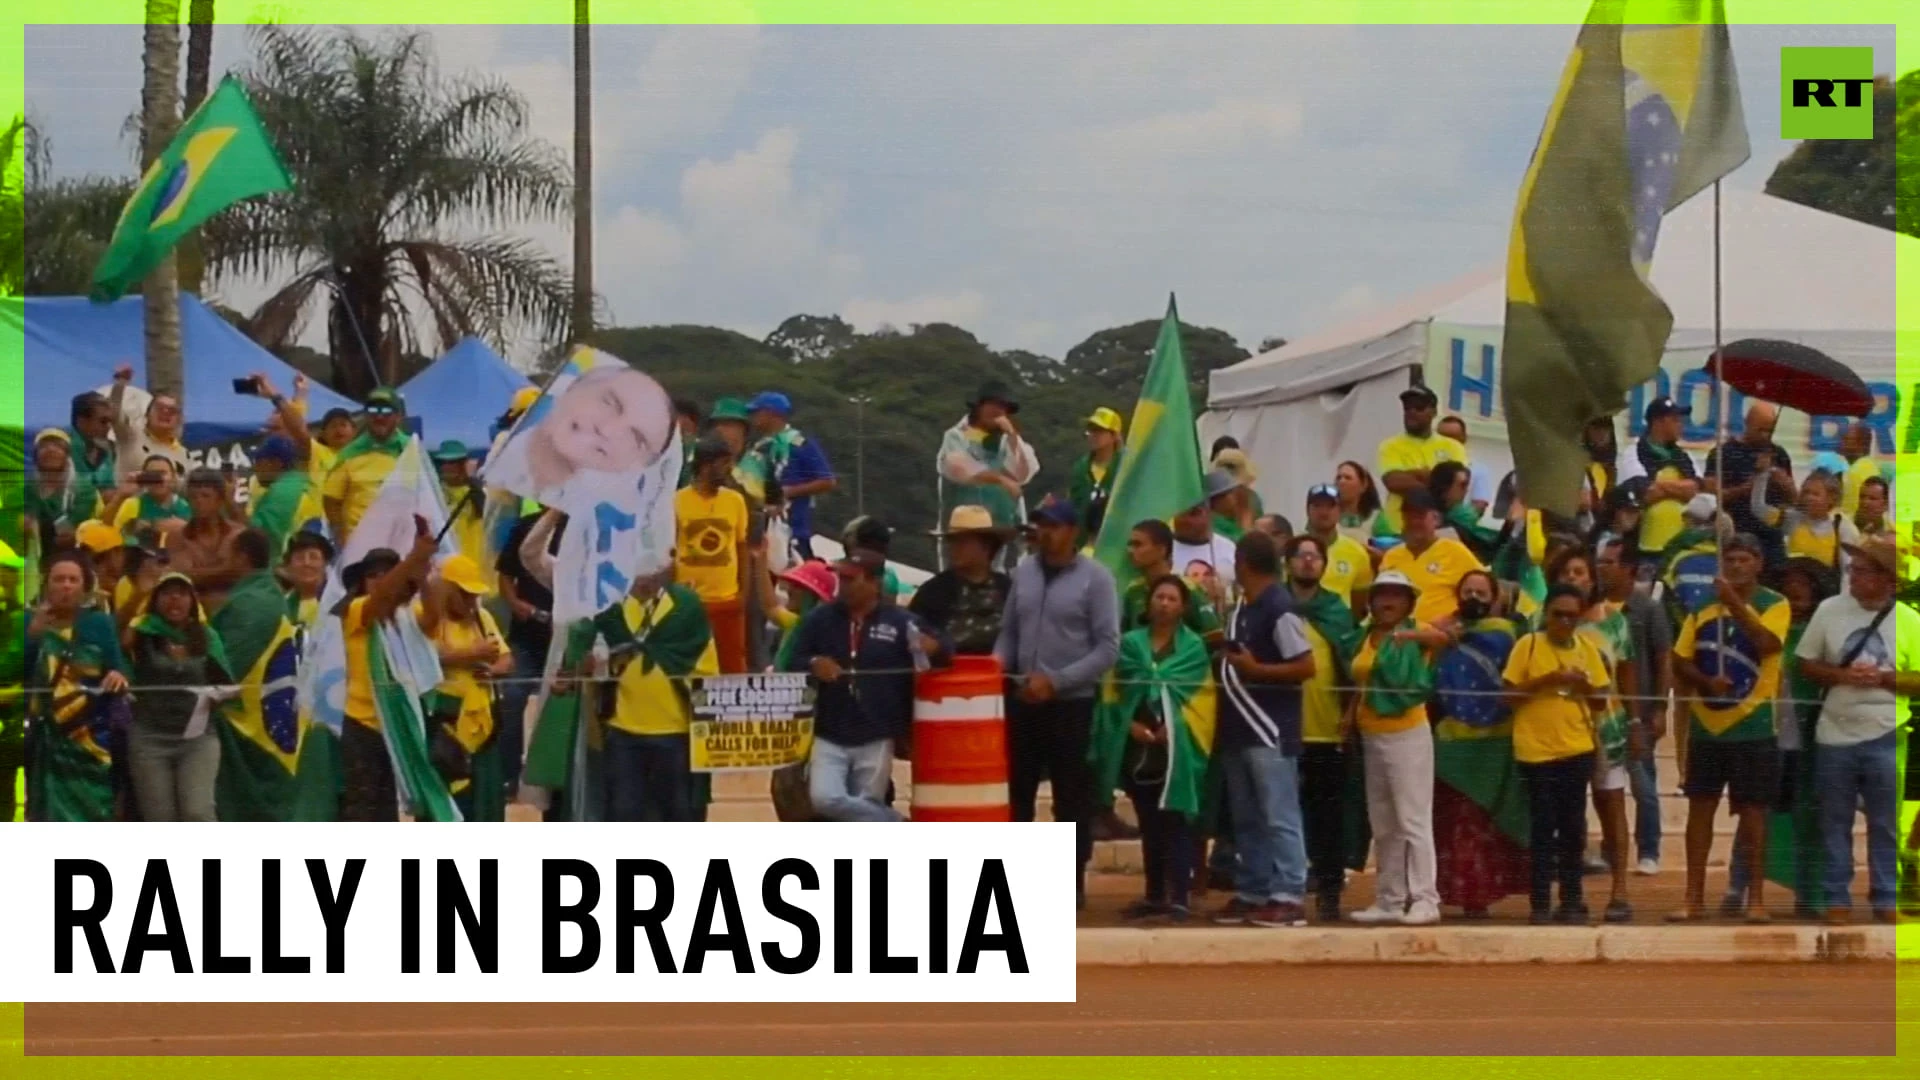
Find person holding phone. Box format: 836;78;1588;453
1504;583;1614;925
110;455;190;535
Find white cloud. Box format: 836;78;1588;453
842;290;989;333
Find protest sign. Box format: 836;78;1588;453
688;673;815;772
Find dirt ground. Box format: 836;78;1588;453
27;964;1900;1056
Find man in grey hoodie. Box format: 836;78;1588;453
995;494;1122;907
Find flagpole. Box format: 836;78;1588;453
1712;180;1726;648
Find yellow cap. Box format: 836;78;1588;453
440;553;491;596
1087;407;1124;434
75;520;125;554
509;387;542;416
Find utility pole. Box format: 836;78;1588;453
570;0;593;345
848;394;872;516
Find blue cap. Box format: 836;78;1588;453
255;435;297;465
747;391;793;417
1028;494;1078;529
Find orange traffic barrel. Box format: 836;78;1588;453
911;655;1010;822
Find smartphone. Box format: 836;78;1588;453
232;376;261;395
135;471;163;485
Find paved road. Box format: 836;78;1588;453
29;964;1900;1056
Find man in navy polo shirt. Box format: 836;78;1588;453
1211;530;1318;928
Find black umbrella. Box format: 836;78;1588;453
1702;338;1874;418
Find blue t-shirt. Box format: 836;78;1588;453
782;436;833;544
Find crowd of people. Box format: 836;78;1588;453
5;363;1916;931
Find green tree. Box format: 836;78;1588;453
1062;318;1249;412
764;312;858;363
1;116;26;296
212;25;574;395
1765;71;1911;235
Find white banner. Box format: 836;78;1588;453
0;823;1077;1003
479;346;681;624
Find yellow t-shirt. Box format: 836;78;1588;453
1842;455;1879;517
1380;539;1483;625
322;450;401;540
343;597;378;729
1351;631;1432;737
673;485;750;602
1318;534;1376;612
1638;449;1696;555
417;601;507;753
1300;620;1344;744
442;486;489;569
1502;631;1611;764
1376;432;1467;534
610;591;721;736
310;441;338;486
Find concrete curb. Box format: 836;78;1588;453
1076;925;1899;965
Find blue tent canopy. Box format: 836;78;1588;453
397;336;532;454
10;294;359;445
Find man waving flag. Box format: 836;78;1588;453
91;75;291;301
1501;0;1748;518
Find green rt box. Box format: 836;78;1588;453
1779;46;1876;140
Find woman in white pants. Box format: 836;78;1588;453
1342;571;1449;925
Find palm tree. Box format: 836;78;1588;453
211;25;573;396
1;116;27;296
177;0;214;294
140;1;184;399
571;0;593;344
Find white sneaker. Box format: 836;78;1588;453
1400;901;1441;926
1349;905;1401;925
1634;858;1661;877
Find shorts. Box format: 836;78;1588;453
1593;763;1628;793
1682;736;1780;811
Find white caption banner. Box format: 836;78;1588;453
0;822;1076;1003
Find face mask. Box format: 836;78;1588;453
1458;598;1492;622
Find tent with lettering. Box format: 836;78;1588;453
397;336;532;453
9;293;358;445
1201;188;1905;515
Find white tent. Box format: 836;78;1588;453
1202;188;1907;518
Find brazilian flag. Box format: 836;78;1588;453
91;75;291;302
1501;1;1747;517
1089;295;1205;588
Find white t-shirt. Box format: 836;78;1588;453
1794;594;1920;746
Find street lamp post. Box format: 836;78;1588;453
848;394;873;516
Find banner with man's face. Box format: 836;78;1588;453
481;346;681;623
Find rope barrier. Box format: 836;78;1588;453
20;668;1884;710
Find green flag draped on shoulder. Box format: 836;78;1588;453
1090;296;1205;586
1501;1;1747;518
91;75;292;302
1089;626;1217;822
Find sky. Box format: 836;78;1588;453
23;22;1898;367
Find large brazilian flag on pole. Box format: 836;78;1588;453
1501;0;1747;518
1089;295;1205;590
91;74;291;302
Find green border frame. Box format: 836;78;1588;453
3;0;1915;1071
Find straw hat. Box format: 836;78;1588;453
931;505;1016;540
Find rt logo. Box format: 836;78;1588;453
1780;47;1876;140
